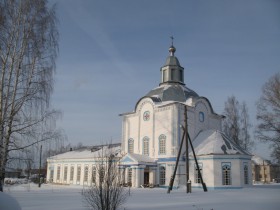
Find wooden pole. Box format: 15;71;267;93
187;133;207;192
184;106;190;193
38;145;42;188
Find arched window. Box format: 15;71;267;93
244;164;249;184
199;112;204;122
222;163;231;185
159;166;166;185
92;166;96;184
159;134;166;155
143;137;149;156
128;138;134;153
84;166;89;182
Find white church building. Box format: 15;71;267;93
47;43;252;189
119;43;252;189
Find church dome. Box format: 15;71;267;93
164;56;181;66
164;44;181;66
145;83;199;102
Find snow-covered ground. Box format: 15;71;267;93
2;183;280;210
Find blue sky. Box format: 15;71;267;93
50;0;280;159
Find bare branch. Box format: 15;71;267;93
256;73;280;163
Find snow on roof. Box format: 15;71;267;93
191;130;251;156
145;83;199;103
120;153;156;166
129;153;156;163
48;145;121;161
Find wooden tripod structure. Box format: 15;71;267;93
167;105;207;193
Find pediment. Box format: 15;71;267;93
122;156;135;163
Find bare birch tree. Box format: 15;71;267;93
223;96;253;151
256;73;280;163
82;146;128;210
223;96;240;145
239;102;253;151
0;0;59;191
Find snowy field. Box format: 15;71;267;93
2;183;280;210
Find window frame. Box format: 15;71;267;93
158;134;166;155
57;165;61;181
127;168;132;186
143;137;149;156
194;163;203;184
77;165;81;183
50;170;54;182
63;165;68;182
222;162;231;185
92;166;96;184
84;165;89;182
199;111;204;122
128;138;134;153
70;166;74;182
159;165;166;186
244;163;249;185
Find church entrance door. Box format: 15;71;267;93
144;172;149;185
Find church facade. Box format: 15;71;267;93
119;44;252;189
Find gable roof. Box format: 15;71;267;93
120;153;156;166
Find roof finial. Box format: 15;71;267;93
169;36;176;56
170;36;174;46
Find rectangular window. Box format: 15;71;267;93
99;166;105;183
159;165;166;185
70;166;74;181
50;170;54;182
163;70;168;82
194;163;203;184
159;135;166;155
77;165;81;183
57;166;61;181
122;168;126;184
128;168;132;186
92;166;96;184
128;139;134;153
244;163;249;184
179;70;183;82
64;166;68;181
171;69;175;80
84;166;89;182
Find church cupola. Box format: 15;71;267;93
160;40;185;85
